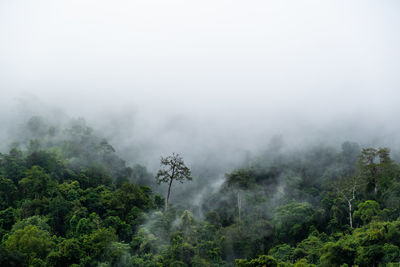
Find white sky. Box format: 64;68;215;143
1;0;400;165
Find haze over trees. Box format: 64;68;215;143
1;0;400;266
0;118;400;266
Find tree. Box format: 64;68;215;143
156;153;192;211
46;238;84;267
353;200;382;225
82;227;118;263
357;147;398;196
273;201;316;244
235;255;278;267
319;236;357;267
225;169;256;227
357;148;379;195
0;177;17;209
5;225;55;262
334;175;363;228
18;166;54;199
109;182;152;221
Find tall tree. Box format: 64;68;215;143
334;175;363;228
156;153;192;211
357;147;397;196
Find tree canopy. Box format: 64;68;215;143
0;117;400;266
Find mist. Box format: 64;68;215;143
1;0;400;196
2;2;400;266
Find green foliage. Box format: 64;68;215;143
0;207;17;234
25;150;65;181
46;238;83;266
357;147;400;196
0;148;26;183
5;225;55;262
353;200;382;225
382;243;400;264
294;234;324;264
236;255;278;267
3;118;400;266
269;244;294;262
0;177;17;209
131;227;159;255
11;215;51;232
273;201;316;244
225;169;256;189
19;166;55;199
82;227;118;262
319;236;358;267
109;182;152;220
83;164;113;188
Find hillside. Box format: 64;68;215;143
1;119;400;266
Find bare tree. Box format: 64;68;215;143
334;175;363;228
237;190;242;230
156;153;192;211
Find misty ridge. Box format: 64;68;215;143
2;98;400;210
2;99;400;266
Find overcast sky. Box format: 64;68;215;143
1;0;400;167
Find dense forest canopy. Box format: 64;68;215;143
1;117;400;266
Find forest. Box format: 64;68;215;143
2;0;400;266
1;116;400;267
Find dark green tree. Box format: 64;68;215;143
18;166;55;199
273;201;316;244
0;177;17;209
357;147;399;196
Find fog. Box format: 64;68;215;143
1;0;400;173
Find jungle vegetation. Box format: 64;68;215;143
1;117;400;267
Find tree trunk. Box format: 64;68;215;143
372;166;378;195
237;192;242;230
165;179;173;212
348;201;353;228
